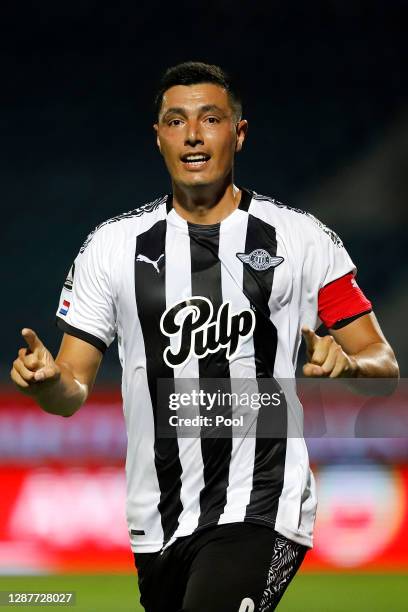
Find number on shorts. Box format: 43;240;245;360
238;597;255;612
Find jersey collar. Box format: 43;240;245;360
165;187;253;217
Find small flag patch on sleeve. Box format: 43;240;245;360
59;300;70;316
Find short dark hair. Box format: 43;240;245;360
154;61;242;121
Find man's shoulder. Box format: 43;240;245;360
250;190;316;235
251;190;312;219
79;194;168;254
250;191;343;247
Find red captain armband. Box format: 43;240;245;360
318;272;372;329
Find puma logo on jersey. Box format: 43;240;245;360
236;249;284;271
136;253;164;273
160;297;255;368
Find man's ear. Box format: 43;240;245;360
235;119;248;153
153;123;162;154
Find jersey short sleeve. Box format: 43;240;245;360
312;214;356;288
55;226;117;352
298;213;365;330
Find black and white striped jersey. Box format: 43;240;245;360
56;188;355;552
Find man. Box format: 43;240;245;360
11;62;398;611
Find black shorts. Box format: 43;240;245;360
134;522;308;612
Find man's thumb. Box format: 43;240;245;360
33;366;57;382
22;328;43;353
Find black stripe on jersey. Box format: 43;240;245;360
241;214;287;526
134;220;183;546
241;214;279;376
55;317;107;353
165;194;173;214
238;187;252;212
188;223;233;529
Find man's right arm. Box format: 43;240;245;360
10;328;103;417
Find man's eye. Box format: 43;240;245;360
205;117;220;124
168;119;183;126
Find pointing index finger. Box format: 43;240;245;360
21;328;43;353
301;326;318;351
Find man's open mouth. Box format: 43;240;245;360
180;153;211;168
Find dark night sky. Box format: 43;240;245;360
2;1;407;376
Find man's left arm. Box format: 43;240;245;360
302;312;399;379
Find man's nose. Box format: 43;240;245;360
184;120;204;146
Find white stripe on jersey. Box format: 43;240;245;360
125;215;166;551
164;214;205;541
217;210;258;525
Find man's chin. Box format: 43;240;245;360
177;175;214;190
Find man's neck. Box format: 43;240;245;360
172;181;242;225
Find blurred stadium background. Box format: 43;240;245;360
1;1;407;610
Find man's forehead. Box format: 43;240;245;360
161;83;230;113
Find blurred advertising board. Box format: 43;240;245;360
1;385;407;466
0;390;125;466
0;466;133;573
1;464;407;573
0;388;407;573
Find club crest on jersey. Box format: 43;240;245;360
160;297;255;368
236;249;284;271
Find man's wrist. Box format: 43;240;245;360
347;355;360;377
35;375;86;416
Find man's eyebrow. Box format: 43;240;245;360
161;107;188;120
198;104;225;114
161;104;227;120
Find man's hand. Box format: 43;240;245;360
10;330;102;416
11;328;61;394
302;326;358;378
